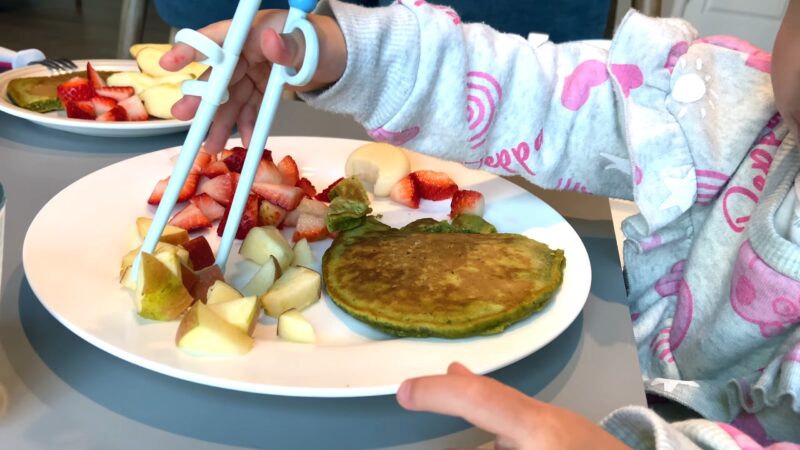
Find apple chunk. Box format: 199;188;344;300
176;303;254;355
207;296;259;335
241;255;281;297
136;217;189;246
277;309;316;344
206;280;242;305
135;252;194;321
261;266;321;317
239;226;294;270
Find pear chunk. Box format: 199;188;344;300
139;84;183;119
176;303;254;355
135;252;193;321
241;255;281;297
261;266;321;317
277;309;316;344
206;280;242;305
136;217;189;246
207;296;260;335
291;238;314;268
239;226;294;270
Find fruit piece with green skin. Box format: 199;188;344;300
239;226;294;270
135;252;194;321
120;242;190;287
175;302;254;355
206;280;242;305
135;217;189;245
277;309;317;344
207;296;260;336
292;238;314;268
241;255;281;297
261;266;322;317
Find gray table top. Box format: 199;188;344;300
0;101;645;450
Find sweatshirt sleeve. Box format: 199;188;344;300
302;1;776;231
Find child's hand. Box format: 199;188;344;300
773;0;800;142
159;10;347;153
397;362;630;450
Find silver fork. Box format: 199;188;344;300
30;57;78;73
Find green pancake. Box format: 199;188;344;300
322;218;565;338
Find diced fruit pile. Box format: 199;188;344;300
58;62;149;121
120;222;324;355
149;147;338;244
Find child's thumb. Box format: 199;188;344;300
260;27;305;69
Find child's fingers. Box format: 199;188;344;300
160;20;234;71
204;78;256;152
236;93;262;150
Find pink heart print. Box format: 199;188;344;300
561;60;643;111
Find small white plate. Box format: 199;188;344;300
23;136;591;397
0;59;191;137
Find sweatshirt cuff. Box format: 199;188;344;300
300;0;420;129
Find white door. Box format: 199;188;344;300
666;0;788;51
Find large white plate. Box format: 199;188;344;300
0;59;192;137
23;136;591;397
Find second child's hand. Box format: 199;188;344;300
158;10;346;153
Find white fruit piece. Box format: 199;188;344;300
136;217;189;245
139;84;183;119
175;303;254;355
135;252;194;321
283;198;328;227
239;226;294;270
345;142;411;197
292;238;314;268
241;255;281;297
261;266;321;317
129;43;173;58
277;309;316;344
206;280;243;305
207;296;260;336
106;71;157;94
134;46;207;79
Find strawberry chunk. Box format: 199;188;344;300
292;213;329;242
190;193;225;222
296;177;317;198
169;203;212;231
217;194;259;239
199;172;238;206
191;151;213;174
64;100;96;120
314;177;344;203
57;77;92;103
254;159;283;184
201;160;230;178
147;173;199;205
449;189;485;218
251;182;304;210
96;105;128;122
389;175;420;209
180;236;216;271
94;86;135;102
258;200;287;227
117;94;148;121
90;96;116;115
411;170;458;201
86;62;106;90
277;155;300;186
222;147;247;173
283;198;329;227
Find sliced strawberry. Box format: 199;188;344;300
64;100;96;120
191;151;213;174
180;236;216;271
449;189;485;218
199;172;238;206
251;182;304;210
292;213;329;242
94;86;135;102
201;160;230;178
217;194;259;239
169;203;212;231
296;177;317;198
283;198;329;227
254;159;283;184
262;149;273;162
57;77;92;103
117;94;148;121
411;170;458;201
314;177;344;203
258;200;287;227
86;62;106;90
147;173;199;205
90;96;116;115
190;193;225;221
277;155;300;186
96;105;128;122
223;147;247;173
389;174;420;209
